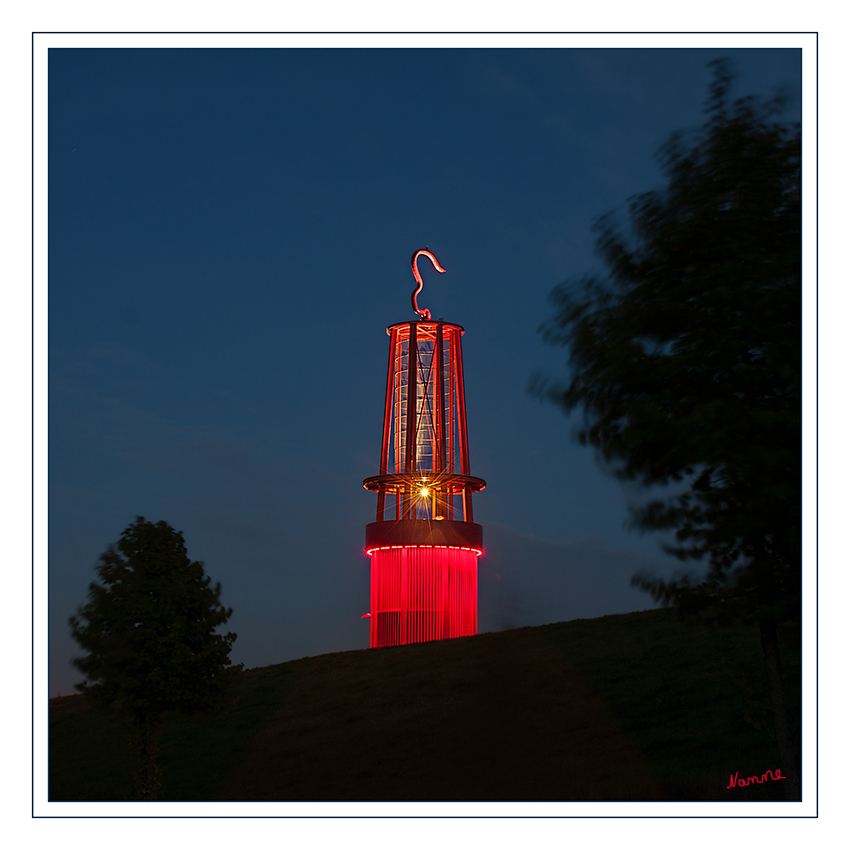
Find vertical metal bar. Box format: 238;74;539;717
434;322;448;516
394;329;403;474
377;327;398;522
423;332;440;473
434;323;445;519
404;322;418;519
469;552;478;635
455;328;470;476
401;546;408;645
436;323;445;471
446;328;456;520
453;328;474;522
405;322;418;474
397;334;406;517
448;329;456;473
446;548;451;639
380;327;398;476
370;555;375;647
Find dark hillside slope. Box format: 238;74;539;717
50;608;800;801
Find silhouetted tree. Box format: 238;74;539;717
70;516;241;800
533;61;800;799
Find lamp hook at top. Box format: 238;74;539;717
411;249;446;321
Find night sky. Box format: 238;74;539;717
47;46;802;698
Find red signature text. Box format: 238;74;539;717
726;769;786;789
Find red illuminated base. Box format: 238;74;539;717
367;544;479;648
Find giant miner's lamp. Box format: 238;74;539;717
362;249;486;647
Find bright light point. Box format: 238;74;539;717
420;487;429;498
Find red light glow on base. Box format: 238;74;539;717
368;544;479;647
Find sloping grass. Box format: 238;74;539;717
49;608;800;802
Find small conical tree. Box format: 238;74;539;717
70;516;240;800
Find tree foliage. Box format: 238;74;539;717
536;62;801;628
70;516;240;798
534;62;801;798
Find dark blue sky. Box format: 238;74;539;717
48;47;802;696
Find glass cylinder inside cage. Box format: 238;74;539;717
392;322;465;476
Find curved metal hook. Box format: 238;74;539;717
411;249;446;320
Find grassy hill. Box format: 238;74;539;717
49;608;800;802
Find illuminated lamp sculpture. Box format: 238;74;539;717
362;249;486;647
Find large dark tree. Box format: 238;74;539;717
534;62;801;799
70;516;240;800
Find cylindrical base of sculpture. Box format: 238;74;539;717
368;545;479;648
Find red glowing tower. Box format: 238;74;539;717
362;249;485;648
